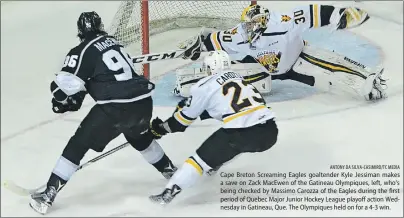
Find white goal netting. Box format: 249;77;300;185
107;1;255;77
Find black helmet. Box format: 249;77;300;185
77;11;106;41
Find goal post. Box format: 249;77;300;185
141;0;150;78
108;0;257;79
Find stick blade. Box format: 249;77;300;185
3;180;35;196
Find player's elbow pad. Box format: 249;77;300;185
166;117;188;133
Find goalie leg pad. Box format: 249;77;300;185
174;63;272;97
294;45;386;100
174;67;208;97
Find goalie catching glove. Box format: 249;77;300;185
336;7;370;29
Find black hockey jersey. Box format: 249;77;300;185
50;35;153;104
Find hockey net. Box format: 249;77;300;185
107;0;256;79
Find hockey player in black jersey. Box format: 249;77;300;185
29;11;177;215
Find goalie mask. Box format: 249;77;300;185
241;4;270;44
202;51;232;76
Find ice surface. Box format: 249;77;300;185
1;1;403;217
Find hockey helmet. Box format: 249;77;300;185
77;11;106;41
202;50;232;75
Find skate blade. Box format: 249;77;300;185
29;199;49;215
149;195;170;205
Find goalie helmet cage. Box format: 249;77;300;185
108;0;257;79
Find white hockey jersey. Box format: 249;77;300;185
204;4;340;75
173;71;275;129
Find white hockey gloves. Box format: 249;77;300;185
337;7;370;29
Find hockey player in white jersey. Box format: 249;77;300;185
177;4;386;101
148;50;279;204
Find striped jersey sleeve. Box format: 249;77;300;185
290;4;343;30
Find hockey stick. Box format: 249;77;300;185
130;49;257;66
3;142;130;196
131;49;186;65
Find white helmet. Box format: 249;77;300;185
202;50;232;75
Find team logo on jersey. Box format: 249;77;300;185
281;15;291;22
256;50;282;73
230;27;238;35
225;27;238;35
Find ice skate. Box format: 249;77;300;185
149;184;182;205
207;164;222;176
29;186;58;215
161;161;178;179
361;68;388;101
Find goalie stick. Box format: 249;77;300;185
3;142;130;196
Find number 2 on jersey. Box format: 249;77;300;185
222;80;265;113
102;47;135;81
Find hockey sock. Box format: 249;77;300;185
48;156;79;190
139;140;167;172
166;154;212;189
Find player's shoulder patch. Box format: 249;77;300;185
230;26;238;35
281;15;291;22
224;25;240;36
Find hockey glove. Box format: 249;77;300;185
173;98;213;120
172;97;189;115
178;35;202;61
337;7;369;29
150;117;169;139
51;91;86;114
52;98;68;113
66;91;86;111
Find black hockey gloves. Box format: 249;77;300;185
52;91;86;113
172;97;189;115
150;117;169;139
